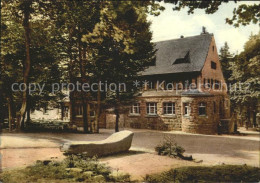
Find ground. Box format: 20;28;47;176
0;127;259;180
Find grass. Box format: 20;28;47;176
0;154;130;183
1;154;259;182
144;165;260;182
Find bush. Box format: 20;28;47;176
155;135;191;160
144;165;260;182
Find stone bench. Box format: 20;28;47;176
60;130;134;157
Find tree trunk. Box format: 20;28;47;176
115;89;120;132
26;100;30;123
253;110;257;128
7;100;13;132
19;1;32;130
95;80;101;133
87;102;92;132
78;25;88;133
8;100;12;132
68;28;75;124
246;105;251;129
0;88;4;131
7;90;16;131
0;52;3;131
115;107;119;132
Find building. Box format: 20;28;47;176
67;31;231;134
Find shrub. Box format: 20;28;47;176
155;135;191;160
144;165;260;182
0;154;130;183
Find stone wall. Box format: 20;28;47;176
104;94;229;134
105;96;183;131
181;95;221;134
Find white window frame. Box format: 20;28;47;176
130;103;140;115
163;102;175;115
198;102;206;116
183;103;190;116
146;103;157;115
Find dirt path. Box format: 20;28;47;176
1;129;259;178
101;151;199;180
0;136;65;171
0;135;198;180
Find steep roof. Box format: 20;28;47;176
141;33;213;76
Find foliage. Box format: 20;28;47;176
82;1;159;132
219;42;233;82
168;0;260;27
1;0;63;129
0;154;130;183
144;165;260;183
1;0;259;131
155;135;186;159
229;32;260;105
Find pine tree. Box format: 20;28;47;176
219;42;233;82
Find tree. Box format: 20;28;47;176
165;0;260;27
52;1;101;133
219;42;233;82
1;0;63;130
229;32;260;127
83;1;158;132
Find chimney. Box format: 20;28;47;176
180;35;184;38
201;26;208;34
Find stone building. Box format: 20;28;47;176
105;32;230;134
66;31;231;134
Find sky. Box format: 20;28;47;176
148;1;259;54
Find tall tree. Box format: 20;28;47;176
229;32;260;127
83;1;159;132
18;0;33;129
53;1;100;133
1;0;63;130
219;42;233;82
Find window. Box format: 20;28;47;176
225;99;229;108
183;103;190;116
76;105;83;116
184;79;192;90
214;80;220;89
174;51;190;64
211;61;217;69
163;102;175;115
148;81;156;90
207;79;211;88
198;102;206;116
130;103;140;114
146;103;157;115
212;46;215;52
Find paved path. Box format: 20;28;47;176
1;128;259;171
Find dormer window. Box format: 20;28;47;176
211;61;216;69
173;51;190;64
